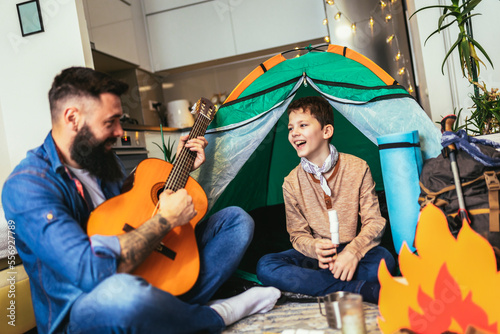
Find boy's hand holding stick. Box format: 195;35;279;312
316;240;337;269
316;209;340;269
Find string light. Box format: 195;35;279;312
324;0;416;96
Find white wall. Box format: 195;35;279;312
0;0;91;205
132;0;153;71
473;1;500;92
408;0;500;126
0;102;12;200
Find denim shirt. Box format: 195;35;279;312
2;132;124;334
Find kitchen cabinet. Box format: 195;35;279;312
84;0;140;65
231;0;327;55
146;0;328;71
147;0;236;70
142;0;207;15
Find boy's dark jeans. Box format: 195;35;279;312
256;244;396;301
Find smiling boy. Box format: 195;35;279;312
256;96;396;303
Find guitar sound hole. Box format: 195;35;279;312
156;188;164;200
151;182;166;205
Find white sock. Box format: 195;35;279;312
209;287;281;326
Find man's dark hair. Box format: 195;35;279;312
48;67;128;121
287;96;334;128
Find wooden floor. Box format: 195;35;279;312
222;301;381;333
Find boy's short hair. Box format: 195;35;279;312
287;96;334;128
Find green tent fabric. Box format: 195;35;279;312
209;50;410;129
192;45;441;216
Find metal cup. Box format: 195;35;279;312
317;291;350;329
338;293;367;334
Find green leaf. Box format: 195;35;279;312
462;13;481;21
491;110;500;122
458;42;467;77
441;34;462;74
468;35;495;69
425;20;456;45
152;142;165;160
462;0;483;16
438;12;455;29
461;39;473;78
160;124;167;161
409;5;448;20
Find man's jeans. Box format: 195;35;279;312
256;245;396;296
66;207;254;334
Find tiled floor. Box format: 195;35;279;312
223;301;381;333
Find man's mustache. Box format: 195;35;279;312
104;137;117;146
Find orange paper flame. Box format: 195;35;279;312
409;265;497;333
378;204;500;334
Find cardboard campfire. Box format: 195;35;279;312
377;204;500;334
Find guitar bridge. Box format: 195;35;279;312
123;223;177;260
156;243;177;260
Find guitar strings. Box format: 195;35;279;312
166;121;201;188
165;115;208;190
151;120;203;218
151;105;212;218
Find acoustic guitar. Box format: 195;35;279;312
87;98;216;296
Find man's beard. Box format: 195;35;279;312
70;124;124;182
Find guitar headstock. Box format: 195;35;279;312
194;97;217;122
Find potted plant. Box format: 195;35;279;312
153;124;177;163
411;0;499;135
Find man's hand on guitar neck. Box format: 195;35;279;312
116;189;196;273
178;135;208;171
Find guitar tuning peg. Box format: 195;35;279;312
190;101;198;115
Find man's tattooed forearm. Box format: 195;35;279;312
158;216;169;226
116;214;173;273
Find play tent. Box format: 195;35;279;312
191;44;441;267
193;44;440;212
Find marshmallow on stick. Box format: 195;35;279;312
328;209;339;245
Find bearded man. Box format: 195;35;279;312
2;67;279;334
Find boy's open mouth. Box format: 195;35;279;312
295;140;306;148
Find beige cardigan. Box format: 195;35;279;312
282;153;386;260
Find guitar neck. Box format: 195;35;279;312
165;113;212;191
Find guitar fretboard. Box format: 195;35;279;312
165;113;212;191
